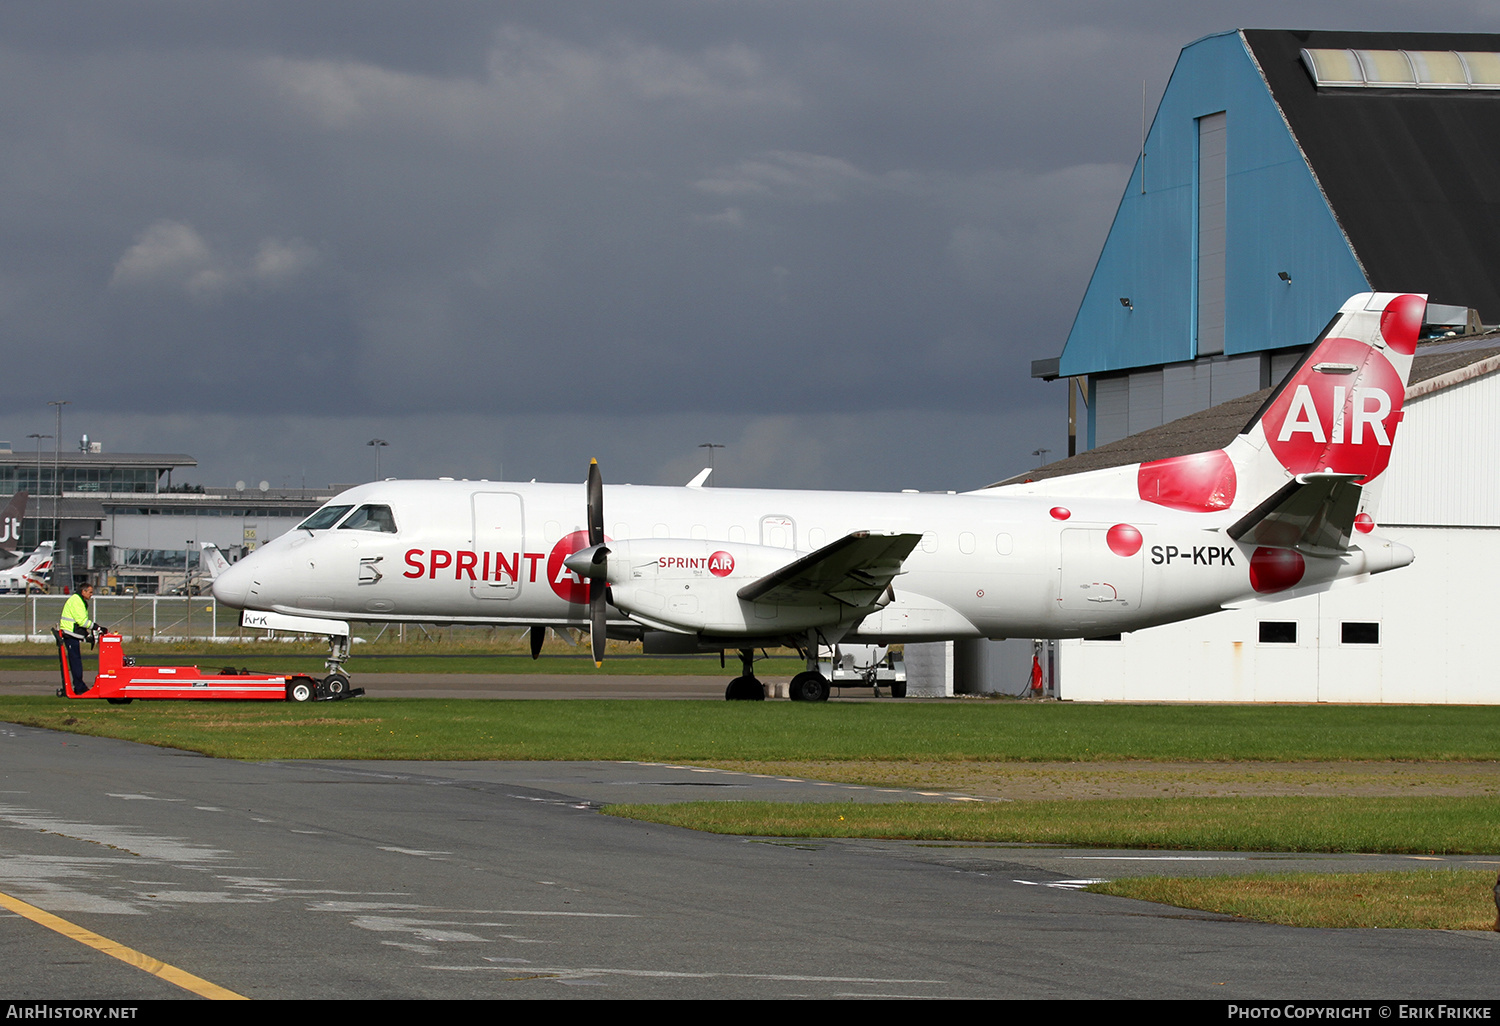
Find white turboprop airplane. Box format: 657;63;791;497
0;541;55;593
213;292;1424;700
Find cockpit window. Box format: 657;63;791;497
297;504;353;531
338;504;397;534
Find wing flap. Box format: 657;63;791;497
736;531;922;607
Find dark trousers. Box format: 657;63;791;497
62;633;87;694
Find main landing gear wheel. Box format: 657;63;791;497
287;677;316;703
106;697;133;705
725;676;765;701
788;671;831;703
322;672;351;698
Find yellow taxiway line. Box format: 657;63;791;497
0;888;246;1000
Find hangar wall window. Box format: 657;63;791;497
1301;48;1500;89
1341;622;1381;645
1259;621;1297;644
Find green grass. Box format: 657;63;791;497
5;698;1500;762
1089;870;1500;930
601;797;1500;854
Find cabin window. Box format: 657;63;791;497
338;504;398;534
1341;622;1380;645
297;504;353;531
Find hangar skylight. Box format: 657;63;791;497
1300;48;1500;89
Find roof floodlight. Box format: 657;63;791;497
1278;271;1292;283
1119;297;1133;310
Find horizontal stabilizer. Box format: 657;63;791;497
737;531;921;608
1227;473;1362;557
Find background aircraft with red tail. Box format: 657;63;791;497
0;540;54;594
212;292;1423;700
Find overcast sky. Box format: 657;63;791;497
4;1;1495;494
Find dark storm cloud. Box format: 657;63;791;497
2;1;1496;489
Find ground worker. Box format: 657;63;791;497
58;582;99;694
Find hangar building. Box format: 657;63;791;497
1010;333;1500;703
919;29;1500;700
1033;28;1500;452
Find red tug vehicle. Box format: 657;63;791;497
54;628;361;704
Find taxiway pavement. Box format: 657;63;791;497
0;724;1495;1000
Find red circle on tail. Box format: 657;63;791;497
1261;336;1404;484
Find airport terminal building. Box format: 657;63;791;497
0;442;330;592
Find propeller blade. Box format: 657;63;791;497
587;458;607;665
587;458;604;548
591;587;606;666
529;625;545;660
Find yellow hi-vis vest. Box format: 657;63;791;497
59;593;93;634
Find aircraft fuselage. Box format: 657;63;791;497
211;478;1404;644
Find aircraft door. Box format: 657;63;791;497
1058;528;1143;612
471;492;525;600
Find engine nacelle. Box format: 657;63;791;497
598;538;874;636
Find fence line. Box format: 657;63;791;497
0;595;225;641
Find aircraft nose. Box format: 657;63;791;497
211;559;253;608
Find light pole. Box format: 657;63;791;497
698;443;724;485
26;433;50;541
185;539;194;638
367;439;389;481
48;401;68;582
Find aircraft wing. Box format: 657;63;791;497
737;531;922;608
1227;473;1363;557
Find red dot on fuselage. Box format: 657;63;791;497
1049;507;1071;521
1106;523;1143;557
1354;513;1375;534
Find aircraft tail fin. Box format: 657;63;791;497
15;541;54;587
200;542;233;581
1135;292;1425;518
0;491;27;554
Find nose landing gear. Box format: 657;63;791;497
724;648;766;700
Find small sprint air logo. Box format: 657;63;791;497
656;551;736;577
